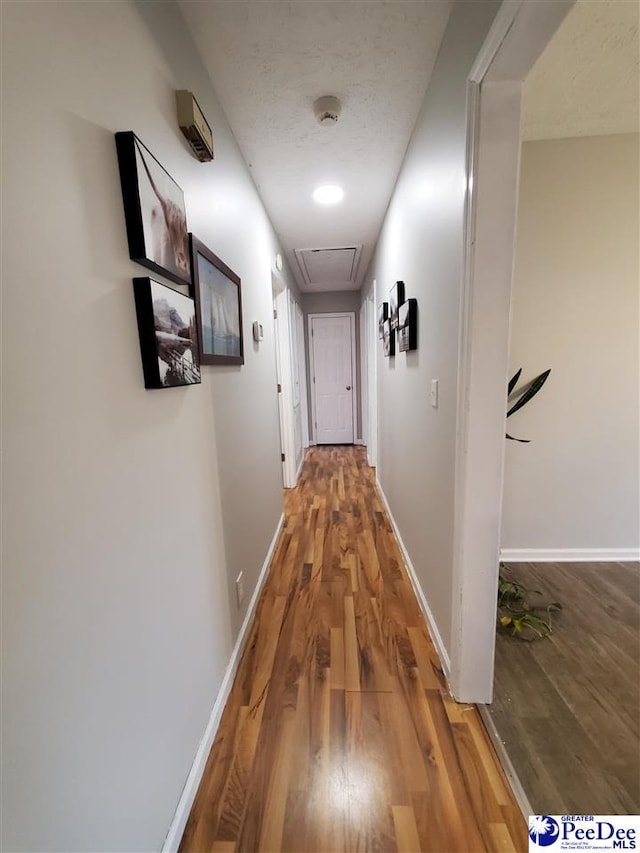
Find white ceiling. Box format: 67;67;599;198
523;0;639;141
179;0;638;291
179;0;453;292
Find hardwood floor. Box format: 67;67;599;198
490;560;640;815
180;447;527;852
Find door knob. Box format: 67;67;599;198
346;385;351;391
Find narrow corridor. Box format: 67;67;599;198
180;447;527;852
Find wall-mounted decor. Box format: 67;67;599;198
133;277;201;389
382;319;395;357
115;131;191;287
398;298;418;352
389;280;405;329
189;234;244;365
378;302;388;339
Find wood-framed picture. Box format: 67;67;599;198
133;277;201;389
389;280;405;329
382;319;395;357
378;302;388;339
398;298;418;352
189;234;244;366
115;131;191;287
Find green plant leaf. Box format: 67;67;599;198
507;369;551;419
508;368;522;396
506;433;531;443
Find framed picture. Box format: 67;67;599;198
115;131;191;287
389;280;405;329
189;235;244;365
382;319;395;357
378;302;388;339
398;298;418;352
133;277;201;389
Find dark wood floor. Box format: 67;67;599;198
490;560;640;815
180;447;527;852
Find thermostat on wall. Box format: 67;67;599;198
253;321;264;342
176;90;214;162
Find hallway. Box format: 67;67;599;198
180;447;527;852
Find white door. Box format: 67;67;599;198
310;314;355;444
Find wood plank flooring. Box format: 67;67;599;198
490;560;640;815
180;447;527;852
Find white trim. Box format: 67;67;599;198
295;301;310;450
477;706;533;820
295;453;304;484
359;300;368;448
376;477;451;678
366;288;378;468
468;0;524;83
354;438;365;446
450;0;577;704
307;312;358;446
162;513;285;853
500;548;640;563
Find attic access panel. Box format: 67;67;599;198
294;246;362;288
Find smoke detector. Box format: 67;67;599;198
314;96;341;127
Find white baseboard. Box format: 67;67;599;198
162;512;286;852
500;548;640;563
477;705;533;820
375;477;451;678
354;438;365;446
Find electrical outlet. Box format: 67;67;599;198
236;572;244;608
430;379;439;408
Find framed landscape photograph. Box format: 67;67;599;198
389;280;405;329
115;131;191;287
133;277;201;389
189;235;244;366
382;319;395;357
378;302;388;339
398;298;418;352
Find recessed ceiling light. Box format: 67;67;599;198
313;185;344;205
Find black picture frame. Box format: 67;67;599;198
398;298;418;352
189;234;244;366
133;277;201;389
115;131;191;287
378;302;388;339
389;280;405;330
382;319;395;357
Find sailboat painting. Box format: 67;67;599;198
190;235;244;366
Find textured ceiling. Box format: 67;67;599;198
178;0;453;291
523;0;639;141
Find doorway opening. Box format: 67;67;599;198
272;274;306;487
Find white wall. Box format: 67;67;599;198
360;0;500;656
502;133;640;552
1;2;295;850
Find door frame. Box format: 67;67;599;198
272;276;298;488
366;287;378;468
307;312;357;446
359;300;368;449
450;0;575;702
294;300;310;451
